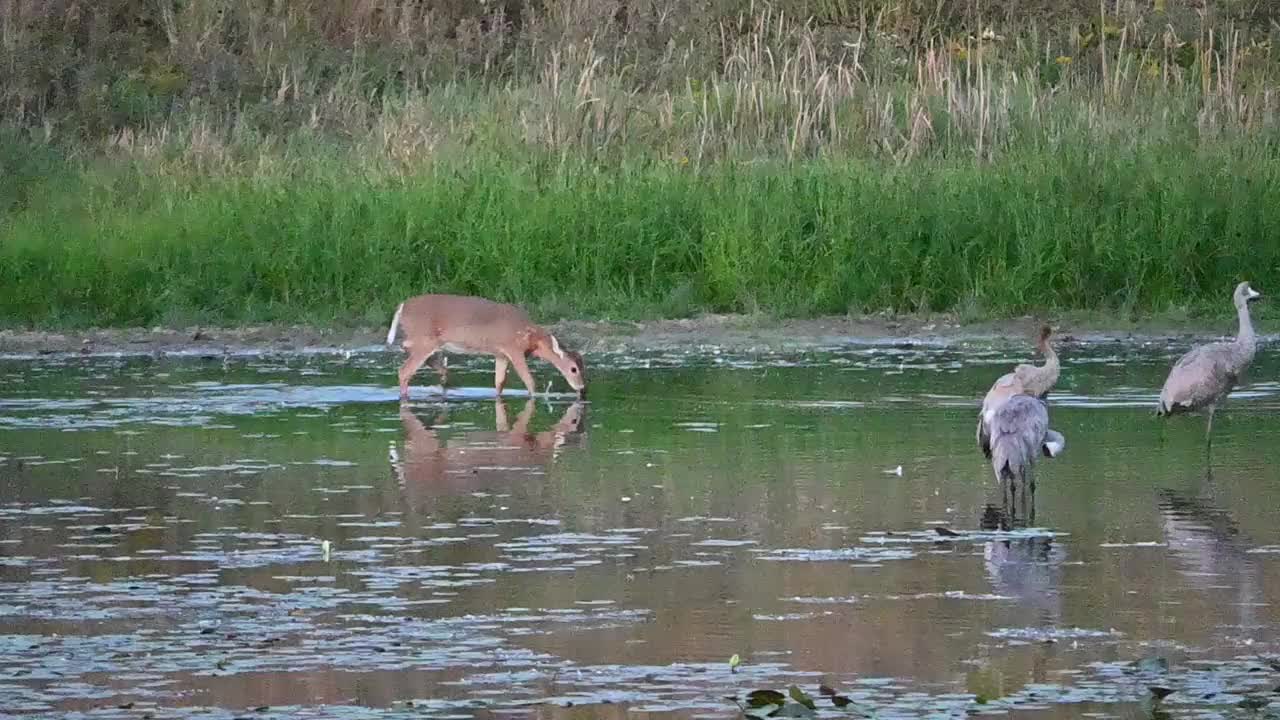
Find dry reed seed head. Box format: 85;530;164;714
21;8;1280;166
5;5;1280;328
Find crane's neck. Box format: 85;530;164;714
1040;342;1059;373
1036;339;1060;384
1019;338;1060;397
1235;300;1258;361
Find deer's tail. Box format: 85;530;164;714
385;303;404;346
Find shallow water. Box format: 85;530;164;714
2;340;1280;718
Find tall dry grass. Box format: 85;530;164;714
1;1;1279;327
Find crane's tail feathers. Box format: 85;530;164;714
1155;394;1185;418
1042;430;1066;458
995;459;1021;484
386;303;404;346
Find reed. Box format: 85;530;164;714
2;1;1278;327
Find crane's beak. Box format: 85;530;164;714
576;387;587;400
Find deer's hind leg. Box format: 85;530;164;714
428;353;449;394
398;339;441;401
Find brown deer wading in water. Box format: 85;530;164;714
385;294;587;401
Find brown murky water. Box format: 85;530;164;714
2;340;1279;718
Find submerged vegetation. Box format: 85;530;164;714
2;1;1280;327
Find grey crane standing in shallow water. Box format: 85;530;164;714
977;325;1061;459
1156;281;1262;451
987;394;1066;523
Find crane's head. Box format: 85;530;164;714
1036;324;1054;353
1234;281;1262;308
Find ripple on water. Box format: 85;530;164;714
752;547;917;564
3;346;1280;718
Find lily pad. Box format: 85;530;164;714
1238;695;1270;710
744;702;781;718
746;689;788;708
788;684;817;710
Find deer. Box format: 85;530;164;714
385;293;587;401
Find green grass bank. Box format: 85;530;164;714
4;139;1280;329
3;1;1280;329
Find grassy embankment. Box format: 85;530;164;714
2;1;1279;330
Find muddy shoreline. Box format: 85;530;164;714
0;312;1259;359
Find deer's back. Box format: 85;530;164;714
400;294;539;350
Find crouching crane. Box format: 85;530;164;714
988;394;1066;524
978;325;1061;458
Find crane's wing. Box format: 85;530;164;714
991;394;1049;443
988;394;1050;482
978;373;1022;458
1159;342;1238;413
1042;429;1065;457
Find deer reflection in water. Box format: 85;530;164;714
390;399;587;504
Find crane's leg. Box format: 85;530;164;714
1016;478;1028;528
1204;404;1217;455
1027;476;1037;527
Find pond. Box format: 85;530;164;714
1;339;1279;719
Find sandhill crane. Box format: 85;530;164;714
1156;281;1262;449
987;394;1066;521
977;325;1061;458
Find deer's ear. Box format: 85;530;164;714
550;335;566;359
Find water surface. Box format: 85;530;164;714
2;340;1279;718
